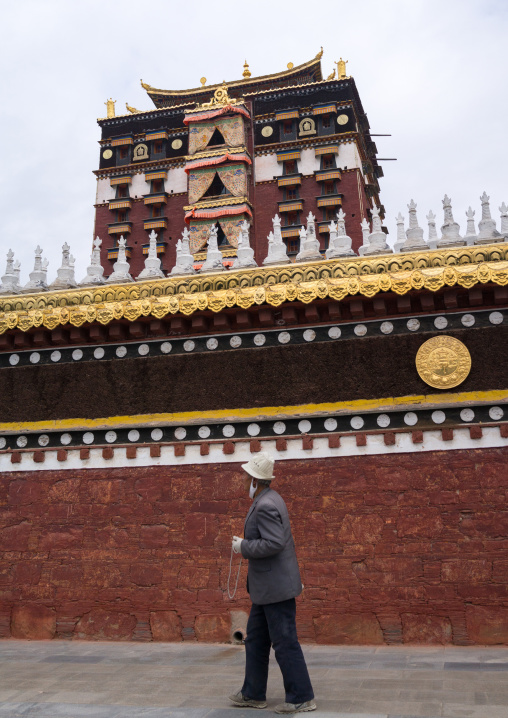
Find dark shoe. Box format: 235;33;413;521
275;701;316;714
229;690;267;709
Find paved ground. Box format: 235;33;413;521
1;642;508;718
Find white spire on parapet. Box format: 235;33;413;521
0;249;21;295
437;195;464;247
137;230;165;280
359;205;392;256
499;202;508;238
171;227;196;275
426;210;438;249
326;208;355;258
80;236;105;286
463;207;477;246
476;191;502;244
296;211;322;262
263;214;290;265
232;220;257;269
398;200;427;252
22;245;48;293
393;212;406;252
50;242;77;289
200;224;225;273
105;236;133;283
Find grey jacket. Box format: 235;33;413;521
241;487;302;605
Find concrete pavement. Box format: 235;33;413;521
1;641;508;717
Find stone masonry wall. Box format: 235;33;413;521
2;447;508;644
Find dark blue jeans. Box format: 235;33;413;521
241;598;314;704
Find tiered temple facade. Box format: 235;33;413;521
0;55;508;645
94;52;381;275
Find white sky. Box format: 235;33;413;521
0;0;506;282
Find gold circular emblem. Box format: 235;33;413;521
416;336;471;389
171;138;183;150
261;126;274;137
337;114;349;125
102;149;113;159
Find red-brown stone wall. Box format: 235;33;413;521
253;169;369;260
2;447;508;644
93;194;187;277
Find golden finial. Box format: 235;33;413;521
316;47;323;60
326;69;336;81
287;62;294;70
200;77;207;86
126;102;140;114
336;58;348;79
140;79;152;90
242;60;251;79
105;98;116;118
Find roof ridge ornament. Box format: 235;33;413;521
336;58;348;80
197;82;243;111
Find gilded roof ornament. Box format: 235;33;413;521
126;102;141;114
140;79;153;91
326;69;336;81
287;62;294;70
316;47;324;60
105;98;116;118
200;77;207;86
336;58;348;79
197;82;243;110
242;60;252;79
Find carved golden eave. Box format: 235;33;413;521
1;244;507;333
140;51;324;100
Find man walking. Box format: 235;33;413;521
229;452;316;714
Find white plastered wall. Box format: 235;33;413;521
254;141;364;182
166;167;187;194
254;154;280;182
95;178;115;204
131;175;150;198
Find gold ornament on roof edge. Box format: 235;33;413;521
242;61;252;79
126;102;141;114
200;77;207;86
336;58;348;79
416;336;472;390
287;62;294;70
197;82;242;110
105;98;116;118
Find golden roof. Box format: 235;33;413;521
141;50;324;106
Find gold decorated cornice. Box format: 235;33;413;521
1;244;507;334
183;196;251;211
185;146;248;161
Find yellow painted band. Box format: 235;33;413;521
1;390;506;434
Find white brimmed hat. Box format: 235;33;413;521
241;452;275;481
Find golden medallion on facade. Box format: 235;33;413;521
416;336;471;389
171;138;183;150
102;149;113;159
337;114;349;125
261;126;273;137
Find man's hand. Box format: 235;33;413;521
232;536;243;554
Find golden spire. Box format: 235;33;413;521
242;60;252;79
105;98;116;118
336;57;348;79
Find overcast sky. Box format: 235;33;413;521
0;0;506;283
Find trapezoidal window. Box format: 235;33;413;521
207;127;226;147
202;172;230;198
